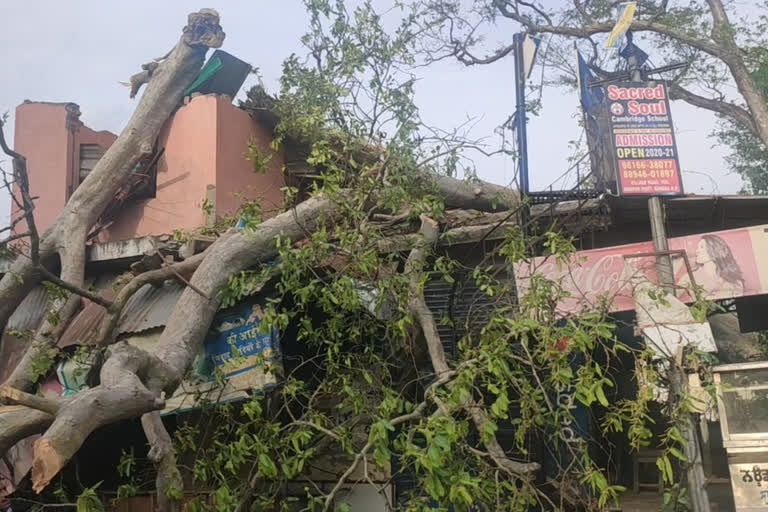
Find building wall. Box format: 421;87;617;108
12;95;284;243
104;95;219;240
12;102;117;236
104;94;284;240
215;96;284;220
13;102;76;235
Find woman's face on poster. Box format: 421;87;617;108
695;239;710;266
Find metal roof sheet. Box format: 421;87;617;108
57;301;106;348
8;286;48;331
1;286;49;380
117;281;185;334
57;281;185;348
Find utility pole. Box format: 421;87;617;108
513;32;530;198
626;53;675;293
627;49;711;512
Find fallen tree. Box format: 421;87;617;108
0;3;687;512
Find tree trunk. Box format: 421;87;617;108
0;169;521;492
706;0;768;151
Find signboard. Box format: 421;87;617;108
164;299;281;414
605;82;683;195
729;459;768;512
514;224;768;315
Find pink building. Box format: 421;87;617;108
12;94;284;242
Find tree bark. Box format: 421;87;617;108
405;215;540;476
0;407;51;458
7;171;522;491
142;412;183;512
704;0;768;151
21;194;342;491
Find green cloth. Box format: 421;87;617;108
183;56;224;96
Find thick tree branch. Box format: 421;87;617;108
37;266;113;309
405;215;540;476
668;82;757;134
495;1;721;56
405;215;448;374
31;343;166;492
0;386;60;416
0;407;52;458
0;8;224;335
141;412;183;512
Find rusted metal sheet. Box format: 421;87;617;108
117;281;185;334
7;286;48;331
57;281;184;347
57;300;106;348
0;286;49;380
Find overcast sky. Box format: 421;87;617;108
0;1;743;227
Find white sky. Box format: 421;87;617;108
0;1;743;227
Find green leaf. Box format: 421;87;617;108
596;385;609;407
259;453;278;479
668;447;687;461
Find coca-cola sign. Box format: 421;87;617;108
514;224;768;314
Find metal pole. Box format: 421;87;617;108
629;47;711;512
648;196;675;294
628;50;675;294
513;32;530;197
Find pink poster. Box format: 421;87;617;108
514;224;768;314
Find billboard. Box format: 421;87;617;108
514;224;768;315
605;82;683;196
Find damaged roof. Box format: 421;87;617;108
7;286;48;331
58;281;185;348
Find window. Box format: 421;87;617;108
79;144;106;183
714;362;768;447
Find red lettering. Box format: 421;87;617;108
627;100;667;115
607;83;666;101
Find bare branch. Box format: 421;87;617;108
0;118;39;264
495;1;722;57
37;266;114;309
667;82;757;134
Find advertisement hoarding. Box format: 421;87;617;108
514;224;768;315
605;81;683;196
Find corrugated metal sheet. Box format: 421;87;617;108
0;334;28;382
1;286;48;380
57;281;184;347
57;300;106;348
8;286;48;331
117;281;185;334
